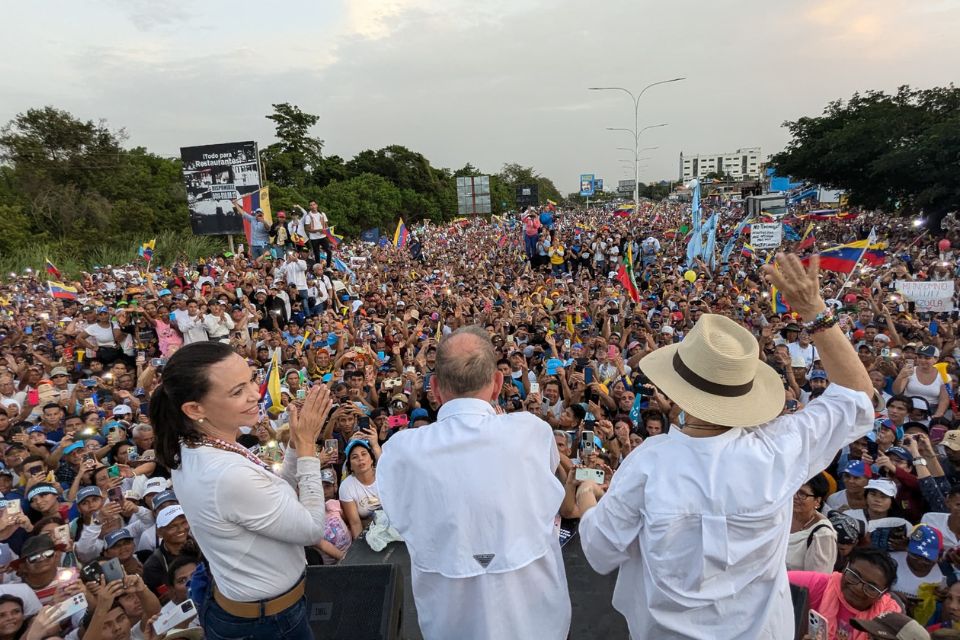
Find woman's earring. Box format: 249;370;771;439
197;418;205;425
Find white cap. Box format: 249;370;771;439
143;477;168;496
866;478;897;498
156;505;186;528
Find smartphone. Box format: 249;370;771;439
564;339;571;351
785;400;798;413
80;562;104;584
607;345;618;359
108;486;124;504
153;599;198;635
867;439;879;459
323;439;338;454
529;382;540;395
100;557;125;583
5;501;21;516
575;467;605;484
50;593;87;625
27;389;39;406
82;378;97;388
808;610;828;640
296;388;306;400
584;367;594;385
387;414;408;428
107;464;121;479
53;524;71;546
358;416;370;430
150;357;166;368
580;430;596;457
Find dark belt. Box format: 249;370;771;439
213;576;305;619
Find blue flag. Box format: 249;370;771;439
701;213;718;268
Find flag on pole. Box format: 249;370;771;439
797;223;816;251
259;350;283;415
44;258;61;279
740;243;756;260
616;245;641;303
393;219;409;248
803;237;886;273
239;187;273;245
701;213;718;269
771;286;790;314
323;226;342;249
47;281;78;300
138;239;156;263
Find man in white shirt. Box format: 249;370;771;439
572;254;875;640
279;250;314;317
202;300;235;343
378;326;570;640
176;300;208;345
302;201;332;268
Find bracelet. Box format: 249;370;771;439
803;308;837;334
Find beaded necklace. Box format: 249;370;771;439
186;436;274;473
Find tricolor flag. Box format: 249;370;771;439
797;223;816;251
393;218;409;248
138;239;156;263
47;281;78;300
239;188;273;245
771;286;790;314
323;226;342;249
616;245;641;303
804;238;887;274
259;350;283;415
740;243;756;260
800;209;857;221
44;258;61;279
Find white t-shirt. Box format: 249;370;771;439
890;550;943;598
306;211;328;240
84;323;117;347
338;474;381;519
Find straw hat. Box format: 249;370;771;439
638;314;785;428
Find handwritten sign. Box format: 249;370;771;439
895;280;955;312
751;223;782;250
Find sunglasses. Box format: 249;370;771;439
26;549;55;564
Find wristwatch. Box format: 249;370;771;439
914;458;928;467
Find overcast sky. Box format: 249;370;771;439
3;0;958;194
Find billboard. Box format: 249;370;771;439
579;174;595;197
456;176;492;215
594;178;604;192
516;184;539;208
180;141;261;236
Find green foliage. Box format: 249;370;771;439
772;85;960;221
0;103;565;270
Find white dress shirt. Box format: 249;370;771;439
172;446;326;601
579;383;873;640
378;398;571;640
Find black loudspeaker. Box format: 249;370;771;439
305;564;403;640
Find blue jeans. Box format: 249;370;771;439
524;234;538;259
202;595;313;640
298;289;315;317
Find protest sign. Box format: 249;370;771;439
751;223;782;250
895;280;955;312
180;141;260;236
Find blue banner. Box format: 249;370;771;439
360;228;380;243
579;174;595;197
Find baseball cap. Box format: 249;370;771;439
27;483;60;502
76;486;102;503
143;477;168;497
907;524;943;562
808;369;828;381
156;505;186;529
851;612;929;640
49;367;69;378
865;478;897;498
942;430;960;451
910;397;930;414
875;418;897;431
112;405;133;417
27;425;45;434
320;468;337;484
103;528;134;549
918;345;940;358
410;408;429;422
152;490;178;510
344;439;372;459
886;446;913;465
841;460;869;478
62;441;84;456
158;289;172;296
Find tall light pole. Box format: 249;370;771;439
589;78;685;208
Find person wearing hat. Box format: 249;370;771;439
894;346;948;420
378;326;571;640
142;504;199;598
12;534;63;604
103;527;145;577
339;438;381;539
890;524;944;602
827;509;867;572
231;200;270;258
826;460;871;512
571;253;875;639
851;611;931;640
26;483;66;523
844;479;912;549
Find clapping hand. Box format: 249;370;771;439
288;384;333;455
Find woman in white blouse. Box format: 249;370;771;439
785;474;836;573
150;341;334;640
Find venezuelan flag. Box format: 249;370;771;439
138;239;156;262
259;350;283;415
47;281;78;300
807;240;887;273
393;218;409;248
771;286;790;314
239;188;273;245
800;209;857;221
45;258;61;279
797;223;816;251
740;243;756;260
323;226;342;249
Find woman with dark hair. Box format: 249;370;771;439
149;341;334;640
786;474;837;573
0;594;27;640
790;547;902;639
339;439;381;539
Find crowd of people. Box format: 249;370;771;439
0;193;959;639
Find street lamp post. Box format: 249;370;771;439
589;78;684;208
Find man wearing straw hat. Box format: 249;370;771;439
572;254;875;639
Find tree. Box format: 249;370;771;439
260;103;325;189
497;163;563;206
316;173;403;237
772;85;960;224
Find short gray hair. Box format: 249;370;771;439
435;326;497;397
132;423;154;438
